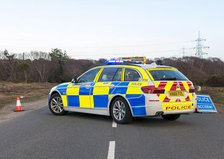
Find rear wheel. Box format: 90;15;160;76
49;93;67;115
162;114;181;121
110;97;132;124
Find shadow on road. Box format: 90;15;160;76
60;111;196;127
66;111;112;122
131;115;196;127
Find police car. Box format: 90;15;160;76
48;57;196;124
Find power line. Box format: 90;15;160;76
194;31;209;58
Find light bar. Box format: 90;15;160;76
106;56;146;65
106;58;124;65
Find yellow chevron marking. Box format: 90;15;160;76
183;82;189;91
154;81;160;88
158;94;166;101
164;82;173;92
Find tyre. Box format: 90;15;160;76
49;93;67;115
162;114;181;121
110;97;133;124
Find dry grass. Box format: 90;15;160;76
0;82;57;109
198;87;224;105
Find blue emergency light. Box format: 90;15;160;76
106;57;144;65
106;58;124;65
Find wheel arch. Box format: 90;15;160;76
108;95;133;117
51;90;61;96
48;90;62;105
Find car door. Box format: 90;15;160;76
67;68;100;108
124;68;147;116
92;67;122;108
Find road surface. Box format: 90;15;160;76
0;105;223;159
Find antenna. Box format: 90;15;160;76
194;31;209;58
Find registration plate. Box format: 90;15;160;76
169;91;185;97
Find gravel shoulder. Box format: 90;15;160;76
0;97;47;123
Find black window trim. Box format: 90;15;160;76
98;67;118;82
112;68;122;81
124;67;142;82
77;67;101;83
97;67;123;82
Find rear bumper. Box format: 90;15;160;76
145;99;196;116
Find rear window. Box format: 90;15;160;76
148;69;188;81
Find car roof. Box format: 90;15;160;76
96;62;174;69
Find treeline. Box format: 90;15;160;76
0;49;103;83
162;56;224;87
0;49;224;86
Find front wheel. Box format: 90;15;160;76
110;97;133;124
49;93;67;115
162;114;181;121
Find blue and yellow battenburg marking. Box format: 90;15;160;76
55;81;148;116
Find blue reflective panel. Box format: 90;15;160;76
57;88;67;95
57;83;69;89
109;82;129;94
132;107;146;116
79;86;90;95
67;96;79;107
118;82;129;86
56;83;69;95
126;94;145;107
110;87;127;94
93;95;108;108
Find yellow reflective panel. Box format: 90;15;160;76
79;95;94;108
126;82;148;94
93;82;111;95
61;95;68;107
67;86;80;95
162;102;194;111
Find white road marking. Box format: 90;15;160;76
107;141;115;159
112;121;117;128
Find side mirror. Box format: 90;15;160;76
71;76;78;83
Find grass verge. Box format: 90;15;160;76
0;82;57;110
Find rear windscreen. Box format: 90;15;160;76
148;69;188;81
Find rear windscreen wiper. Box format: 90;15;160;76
159;77;177;80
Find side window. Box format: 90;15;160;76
124;68;141;81
113;68;122;81
98;68;118;82
78;68;100;83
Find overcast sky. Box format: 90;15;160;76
0;0;223;59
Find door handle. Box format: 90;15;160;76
85;85;91;89
110;84;115;88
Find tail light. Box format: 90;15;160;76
141;86;165;94
189;86;195;93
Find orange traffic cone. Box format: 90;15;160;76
194;108;198;113
14;96;24;112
